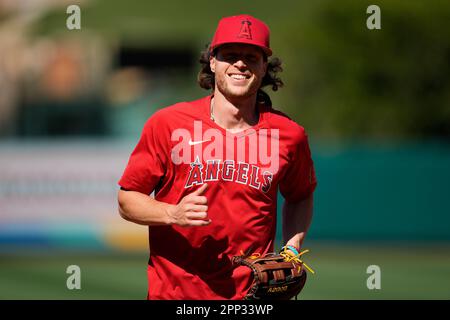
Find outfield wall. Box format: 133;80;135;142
303;141;450;242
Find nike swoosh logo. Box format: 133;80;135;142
188;139;211;146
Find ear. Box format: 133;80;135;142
210;55;216;73
262;60;268;75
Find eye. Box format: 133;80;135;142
245;54;258;62
225;53;238;60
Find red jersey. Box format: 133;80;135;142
118;95;317;300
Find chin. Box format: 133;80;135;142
228;89;251;98
223;85;259;100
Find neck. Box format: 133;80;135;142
211;90;259;133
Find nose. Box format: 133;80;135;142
233;58;247;69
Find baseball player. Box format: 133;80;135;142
118;14;317;300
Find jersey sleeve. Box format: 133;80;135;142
118;112;169;195
279;128;317;202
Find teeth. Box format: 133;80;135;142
230;74;247;80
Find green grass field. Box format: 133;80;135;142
1;242;449;300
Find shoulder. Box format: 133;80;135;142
144;96;209;129
148;101;192;121
265;106;307;143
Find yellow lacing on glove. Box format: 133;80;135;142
239;250;261;259
280;246;315;274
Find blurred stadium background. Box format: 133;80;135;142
1;0;449;299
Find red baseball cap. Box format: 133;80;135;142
210;14;272;56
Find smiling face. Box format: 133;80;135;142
210;43;268;101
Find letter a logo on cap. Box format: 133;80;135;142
237;20;252;40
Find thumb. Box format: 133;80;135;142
192;183;208;195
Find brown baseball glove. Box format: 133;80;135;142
232;246;315;300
